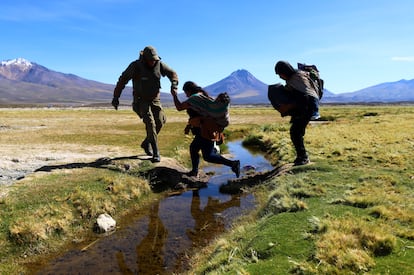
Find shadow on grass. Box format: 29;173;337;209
34;155;145;172
33;155;208;193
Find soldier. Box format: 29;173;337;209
112;46;178;162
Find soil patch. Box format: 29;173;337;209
0;144;125;187
0;144;208;199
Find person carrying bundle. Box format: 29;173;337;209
268;60;323;165
170;81;240;178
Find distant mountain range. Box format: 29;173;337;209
0;58;124;105
321;80;414;103
0;58;413;106
204;70;414;104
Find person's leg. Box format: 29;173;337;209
290;116;310;165
133;101;152;156
139;103;165;157
310;97;320;120
151;100;166;135
150;101;166;162
200;137;240;177
188;135;203;176
141;101;160;162
140;139;152;156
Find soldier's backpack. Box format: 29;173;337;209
297;63;324;99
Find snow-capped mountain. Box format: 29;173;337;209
1;57;33;68
0;58;33;80
0;58;125;105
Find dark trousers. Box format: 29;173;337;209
190;133;233;173
290;115;310;159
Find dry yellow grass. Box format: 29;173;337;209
1;106;413;274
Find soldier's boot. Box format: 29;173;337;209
150;142;160;163
140;139;152;156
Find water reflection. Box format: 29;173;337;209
116;201;167;274
187;190;240;248
112;191;243;274
36;140;273;274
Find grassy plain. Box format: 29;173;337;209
0;105;413;274
190;105;414;274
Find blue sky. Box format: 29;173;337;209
1;0;413;94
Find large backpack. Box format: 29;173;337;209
297;63;324;99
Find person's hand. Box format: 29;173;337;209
184;124;191;135
111;97;119;110
170;80;179;96
170;86;178;97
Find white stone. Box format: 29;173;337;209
95;213;116;233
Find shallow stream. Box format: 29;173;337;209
35;141;273;274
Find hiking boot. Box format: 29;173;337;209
140;140;152;156
186;170;199;178
231;160;240;177
150;142;160;163
293;157;310;166
151;155;161;163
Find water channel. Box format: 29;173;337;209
35;141;273;274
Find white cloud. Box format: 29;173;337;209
391;56;414;62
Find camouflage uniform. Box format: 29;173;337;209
113;46;178;162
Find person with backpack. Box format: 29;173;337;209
170;81;240;178
270;60;320;166
111;46;179;162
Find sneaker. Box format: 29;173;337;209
293;157;310;166
141;140;152;156
231;160;240;177
311;113;321;120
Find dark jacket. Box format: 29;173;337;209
113;57;178;102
